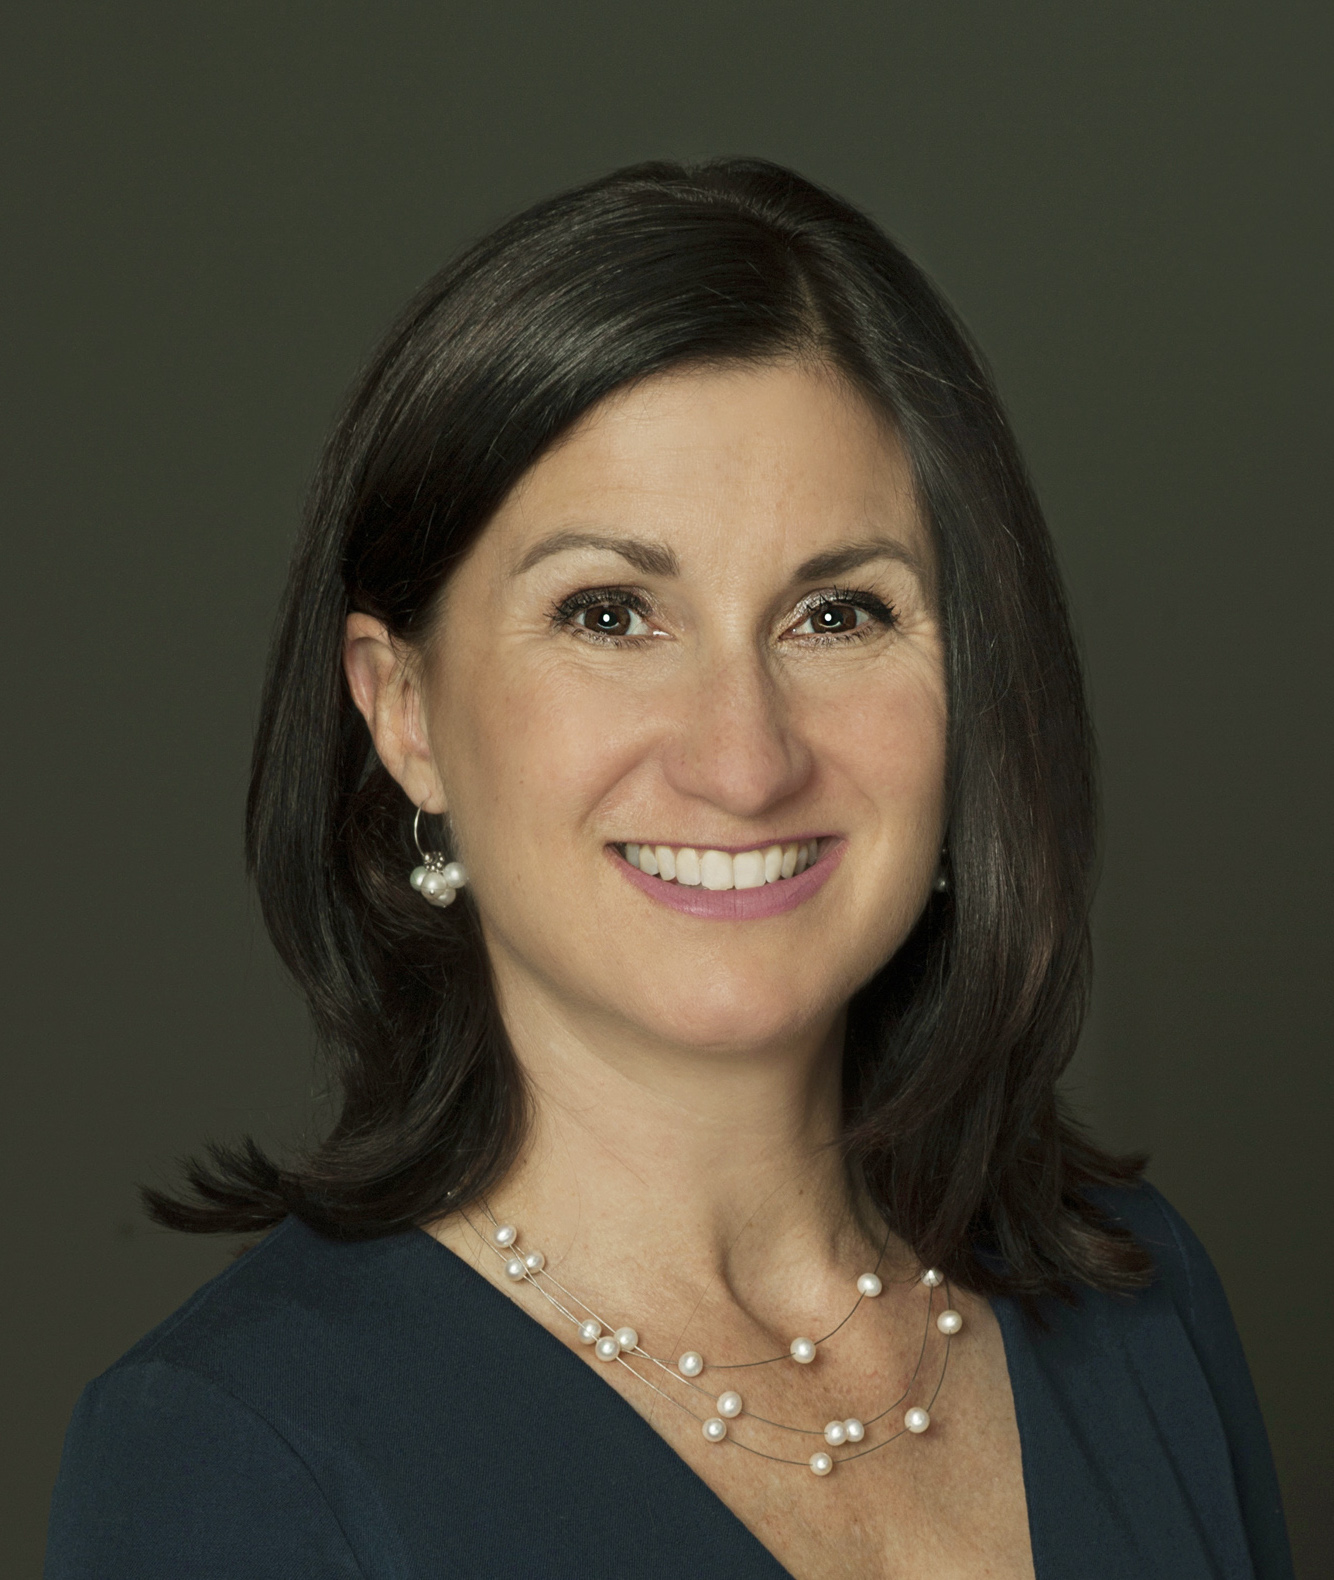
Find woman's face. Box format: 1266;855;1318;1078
355;361;947;1055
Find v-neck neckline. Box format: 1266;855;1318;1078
415;1227;795;1573
411;1226;1042;1580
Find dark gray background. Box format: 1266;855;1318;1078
3;3;1329;1574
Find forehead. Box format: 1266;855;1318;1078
485;360;928;568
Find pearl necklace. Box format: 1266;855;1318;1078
464;1205;960;1477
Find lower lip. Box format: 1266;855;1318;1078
610;841;845;920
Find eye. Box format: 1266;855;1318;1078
575;600;648;637
798;602;870;635
786;590;894;641
555;590;654;641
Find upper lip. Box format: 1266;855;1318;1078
612;836;836;854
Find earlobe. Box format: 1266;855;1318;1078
342;613;446;813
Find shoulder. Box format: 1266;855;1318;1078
109;1215;444;1389
63;1220;467;1476
991;1183;1294;1579
47;1220;464;1577
1064;1183;1293;1578
1081;1179;1223;1330
64;1215;498;1461
1002;1180;1266;1466
1081;1181;1220;1314
47;1355;370;1578
118;1215;427;1358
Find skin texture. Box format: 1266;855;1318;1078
344;362;1032;1579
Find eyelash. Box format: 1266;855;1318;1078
550;585;898;646
788;587;897;644
551;587;656;644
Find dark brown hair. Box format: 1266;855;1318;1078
147;158;1148;1297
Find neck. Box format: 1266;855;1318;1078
471;958;881;1315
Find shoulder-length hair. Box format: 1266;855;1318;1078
148;158;1148;1297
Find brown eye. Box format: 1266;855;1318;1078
574;601;647;637
813;604;861;633
794;601;871;636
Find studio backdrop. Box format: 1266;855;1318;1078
2;3;1329;1574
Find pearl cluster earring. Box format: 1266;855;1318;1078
409;806;469;908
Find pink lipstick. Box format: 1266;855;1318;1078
610;839;845;920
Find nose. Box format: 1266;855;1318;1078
657;644;813;819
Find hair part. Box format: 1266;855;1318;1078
145;157;1149;1298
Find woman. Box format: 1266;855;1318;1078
46;159;1292;1579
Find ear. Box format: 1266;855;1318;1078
342;613;446;813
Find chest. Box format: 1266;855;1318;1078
601;1292;1033;1580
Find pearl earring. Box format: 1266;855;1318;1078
409;806;468;908
933;848;950;893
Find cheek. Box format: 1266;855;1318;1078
811;670;947;986
813;658;948;826
432;653;645;862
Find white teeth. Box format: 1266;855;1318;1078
732;851;766;889
699;850;735;890
623;840;822;889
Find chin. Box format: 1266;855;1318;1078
615;969;839;1057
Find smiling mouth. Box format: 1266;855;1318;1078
617;840;826;890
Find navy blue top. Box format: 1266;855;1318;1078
46;1184;1292;1578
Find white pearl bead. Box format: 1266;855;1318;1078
492;1224;517;1247
921;1268;944;1287
823;1420;848;1446
441;861;468;889
843;1417;865;1442
702;1417;728;1443
790;1337;817;1364
420;870;452;900
613;1327;639;1352
410;865;429;890
428;886;457;908
594;1335;621;1362
937;1308;963;1335
503;1257;526;1281
578;1320;602;1344
716;1391;743;1419
523;1250;545;1273
904;1407;931;1434
678;1351;704;1378
856;1273;883;1297
809;1451;834;1476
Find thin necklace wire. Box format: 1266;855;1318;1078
616;1332;950;1470
480;1200;901;1369
705;1220;899;1370
635;1279;935;1436
838;1334;951;1465
458;1204;952;1469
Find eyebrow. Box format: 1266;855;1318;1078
513;531;680;578
791;538;924;582
512;529;922;585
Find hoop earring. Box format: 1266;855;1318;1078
409;806;469;908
